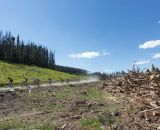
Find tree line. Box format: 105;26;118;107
0;30;87;75
0;31;55;68
55;65;87;75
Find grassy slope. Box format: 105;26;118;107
0;61;82;85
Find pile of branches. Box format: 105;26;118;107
121;66;160;95
102;65;160;129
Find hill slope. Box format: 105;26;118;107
0;61;82;86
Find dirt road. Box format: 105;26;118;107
0;79;99;92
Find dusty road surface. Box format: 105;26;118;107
0;79;98;92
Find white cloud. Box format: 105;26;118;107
152;53;160;59
139;40;160;49
102;51;110;56
134;59;150;65
69;51;100;59
69;51;110;59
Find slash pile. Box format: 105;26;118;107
102;66;160;129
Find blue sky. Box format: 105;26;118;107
0;0;160;72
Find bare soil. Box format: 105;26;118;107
0;81;148;130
